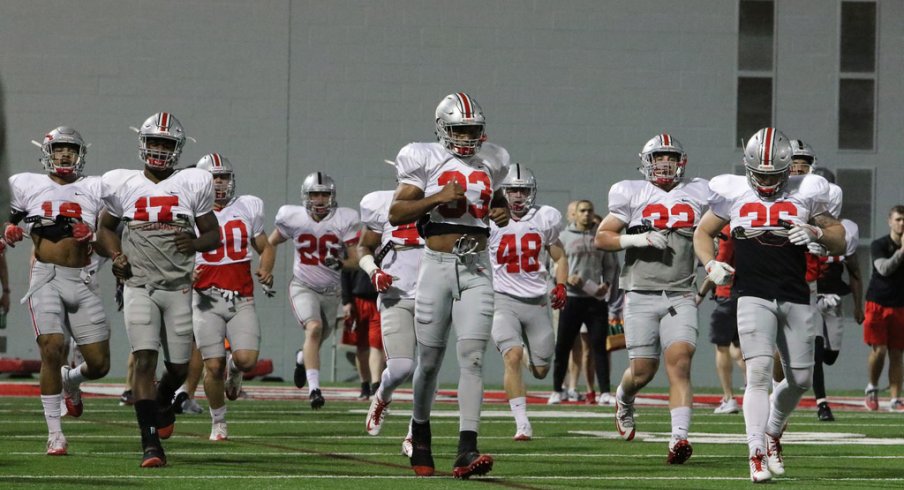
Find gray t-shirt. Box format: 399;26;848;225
122;216;195;290
620;232;696;292
560;224;618;298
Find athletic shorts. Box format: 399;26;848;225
709;296;739;347
354;297;382;351
863;301;904;350
737;296;815;368
124;285;193;364
492;292;554;367
624;290;698;359
26;261;109;345
379;297;416;360
289;279;339;342
192;288;261;360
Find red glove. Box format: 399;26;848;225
550;283;566;310
371;269;393;292
71;222;94;242
3;224;24;246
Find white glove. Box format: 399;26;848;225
620;230;668;250
705;260;735;286
789;223;824;245
807;242;828;256
818;293;841;309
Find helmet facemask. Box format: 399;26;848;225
642;152;685;186
503;186;536;217
743;128;793;200
789;157;814;176
212;172;236;202
40;127;87;178
304;191;336;219
141;136;181;170
746;167;790;199
437;123;486;157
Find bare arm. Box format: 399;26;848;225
547;239;568;286
693;210;729;266
811;213;846;256
357;228;382;258
0;253;9;313
388;182;461;226
845;250;865;324
191;212;221;253
268;228;288;247
594;214;628;251
251;232;275;287
95;210;123;258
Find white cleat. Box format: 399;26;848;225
513;423;532;441
60;366;83;418
365;396;390;436
615;399;636;441
209;422;228;441
714;398;740;414
46;431;68;456
765;434;785;476
565;388;583;402
401;436;413;458
547;391;563;405
749;449;772;483
181;397;204;415
597;392;615;406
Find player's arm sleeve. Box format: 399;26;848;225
194;172;215;216
342;211;361;244
359;195;383;233
100;171;124;218
706;179;731;220
273;206;293;240
607;182;632;224
395;145;426;190
8;175;26;214
249;197;266;237
543;207;564;244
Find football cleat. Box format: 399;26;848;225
172;391;189;415
358;382;371;400
181;397;204;415
597;392;615;406
61;366;83;418
565;388;584;402
889;399;904;412
667;438;693;464
452;451;494;479
585;391;596;405
46;431;68;456
119;389;135;406
225;365;243;402
209;422;228;441
817;401;835;421
765;434;785;477
749;449;772;483
513;423;532;441
409;422;434;476
157;405;176;440
546;391;563;405
714;398;740;414
140;445;166;468
864;387;879;411
365;396;390;436
309;388;325;410
615;399;636;441
401;436;413;458
294;350;306;389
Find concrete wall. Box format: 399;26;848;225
1;0;901;392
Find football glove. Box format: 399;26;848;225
807;242;829;256
71;222;94;242
818;293;841;309
370;269;393;292
789;223;824;246
550;283;566;310
705;260;735;286
620;230;668;250
3;224;24;246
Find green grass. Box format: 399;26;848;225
1;391;903;489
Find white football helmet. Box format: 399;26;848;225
301;171;337;218
789;139;817;175
435;92;486;158
40;126;87;177
500;164;537;215
196;153;236;202
138;112;186;170
639;133;686;186
743;127;793;199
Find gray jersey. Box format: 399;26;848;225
122;217;195;290
560;224;618;298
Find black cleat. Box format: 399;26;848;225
119;390;135;406
452;451;494;479
140;445;166;468
294;358;306;389
409;421;435;476
817;401;835;421
357;382;371;400
157;405;176;440
309;389;325;410
172;392;189;415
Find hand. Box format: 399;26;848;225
854;306;864;324
694;291;705;306
818;293;842;309
71;222;94;242
323;255;342;270
550;283;566;310
371;269;393;292
789;223;824;246
256;268;274;287
705;260;735;286
621;230;668;250
3;223;24;246
436;180;466;204
343;303;355;329
595;283;609;298
807;242;828;256
112;253;133;280
566;274;583;288
488;207;510;227
174;232;197;254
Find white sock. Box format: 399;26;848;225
175;385;188;396
616;385;634;405
307;369;320;391
296;350;305;365
41;394;63;433
65;364;88;385
816;397;827;405
210;405;227;424
670;406;691;440
509;397;529;428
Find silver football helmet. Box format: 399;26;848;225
435;92;486;158
138;112;186;170
196;153;236;202
301;171;337;218
789;139;817;175
743;127;793;199
638;133;686;186
40;126;87;177
500;164;538;215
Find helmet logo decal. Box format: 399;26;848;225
158;112;170;132
456;92;472;119
761;127;774;168
661;133;670;146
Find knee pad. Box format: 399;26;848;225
457;339;486;375
746;355;773;390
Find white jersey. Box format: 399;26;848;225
101;167;214;289
360;190;424;300
708;174;830;231
489;205;562;298
275;206;359;290
608;178;710;291
9;173;104;236
194;195;266;296
395;142;510;230
827;182;843;219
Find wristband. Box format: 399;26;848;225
358;254;379;276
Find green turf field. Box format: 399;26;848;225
1;388;903;489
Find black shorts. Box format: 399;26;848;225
709;296;739;347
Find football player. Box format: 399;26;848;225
595;134;709;464
4;127;111;456
359;186;424;455
388;92;509;478
96;113;221;467
488;164;567;441
269;172;360;409
694;128;846;482
193;154;275;440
